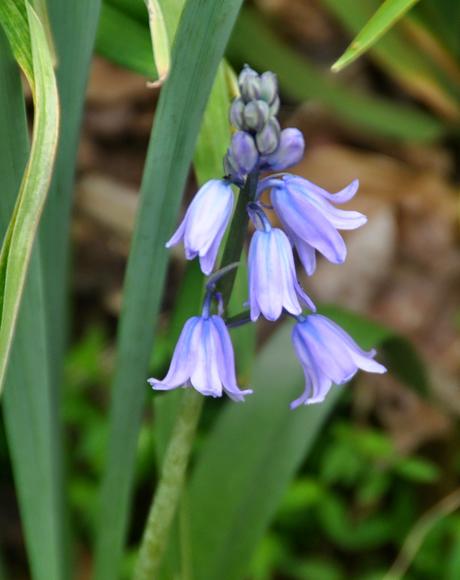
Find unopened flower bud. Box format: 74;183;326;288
269;95;280;117
243;100;269;131
238;65;260;102
229;98;245;129
261;128;305;171
255;118;280;155
229;131;258;175
259;71;278;104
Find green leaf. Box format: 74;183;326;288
332;0;421;72
40;0;101;401
0;4;59;395
94;2;244;578
0;23;65;580
0;0;33;84
228;7;445;142
96;2;156;78
322;0;460;120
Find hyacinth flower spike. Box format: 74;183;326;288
290;314;386;409
247;203;316;322
166;179;234;275
267;175;367;275
148;289;252;401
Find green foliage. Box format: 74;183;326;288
332;0;421;71
96;2;156;78
94;1;245;578
0;3;59;394
0;10;65;580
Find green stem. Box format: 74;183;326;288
134;388;203;580
218;171;258;303
134;171;258;579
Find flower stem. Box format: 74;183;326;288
134;171;259;578
219;170;259;302
134;388;203;580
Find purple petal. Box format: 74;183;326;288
310;315;387;374
273;229;303;316
211;316;253;401
148;316;200;389
261;128;305;171
285;176;359;204
184;180;233;254
189;318;223;397
272;186;347;264
165;216;186;248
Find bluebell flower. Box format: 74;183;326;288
148;314;252;401
270;175;367;275
260;128;305;171
166;179;234;275
247;206;316;321
290;314;386;408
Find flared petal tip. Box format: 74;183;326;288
227;387;254;402
147;378;176;391
290;393;326;410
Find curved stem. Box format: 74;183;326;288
134;389;203;580
134;170;259;579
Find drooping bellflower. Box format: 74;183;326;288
148;310;252;402
290;314;386;408
247;204;315;321
166;179;234;275
269;175;367;275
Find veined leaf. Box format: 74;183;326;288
0;7;59;392
94;2;244;578
332;0;421;72
0;22;65;580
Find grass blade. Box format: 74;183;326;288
96;2;156;78
332;0;421;72
41;0;101;402
0;26;65;580
321;0;460;120
228;7;446;142
0;4;59;394
0;0;32;83
94;1;244;578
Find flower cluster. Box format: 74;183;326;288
149;66;386;408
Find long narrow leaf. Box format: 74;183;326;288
0;0;32;85
94;1;244;578
41;0;101;407
332;0;421;72
0;4;59;394
96;2;155;78
0;25;65;580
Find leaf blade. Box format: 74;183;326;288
332;0;421;72
0;4;59;394
94;2;244;578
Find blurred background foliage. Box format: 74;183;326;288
1;0;460;579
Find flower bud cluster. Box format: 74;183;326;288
224;65;303;183
150;66;386;408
